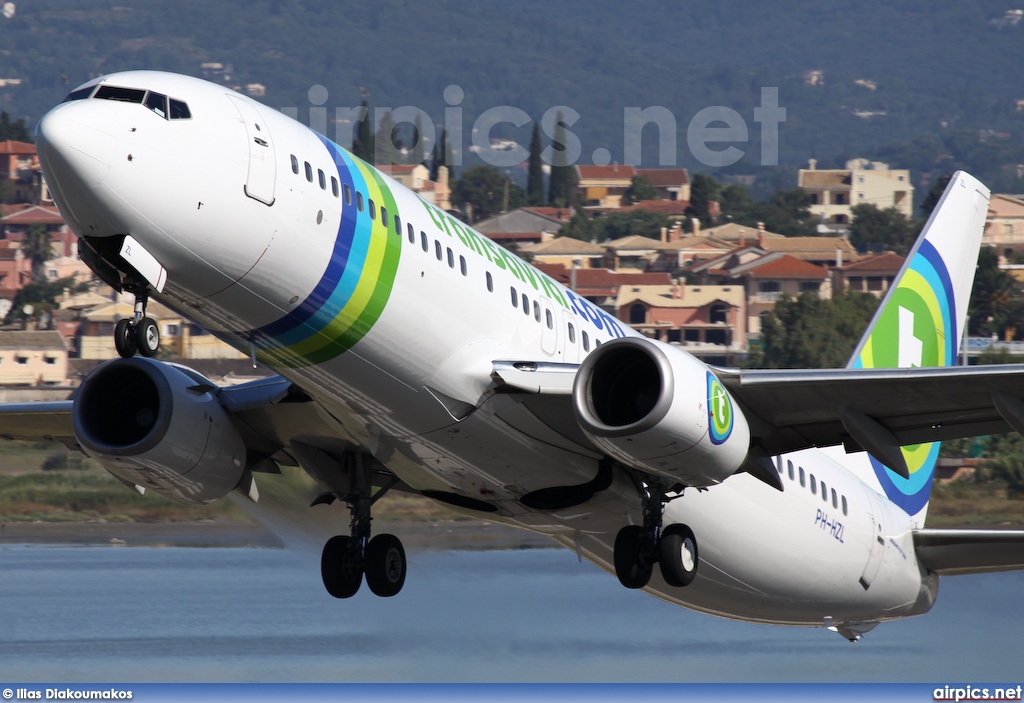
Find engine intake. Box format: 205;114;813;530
73;357;247;504
574;337;750;486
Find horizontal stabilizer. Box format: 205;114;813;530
913;528;1024;575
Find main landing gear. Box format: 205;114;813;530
114;291;160;359
319;453;407;599
613;481;698;590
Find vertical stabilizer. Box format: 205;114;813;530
847;172;991;525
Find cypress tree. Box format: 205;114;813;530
411;113;426;165
527;122;544;206
547;111;574;207
351;99;374;163
375;110;397;166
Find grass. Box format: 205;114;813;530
926;480;1024;527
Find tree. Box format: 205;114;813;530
410;113;425;166
547;111;574;208
969;245;1024;339
559;208;597;241
622;175;658;205
451;165;524;222
429;128;448;181
753;291;880;369
527;123;545;206
0;111;31;143
374;110;398;166
849;203;918;256
687;174;718;227
21;224;52;280
920;173;953;219
594;209;671;241
351;99;374;163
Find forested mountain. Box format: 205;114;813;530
4;0;1024;194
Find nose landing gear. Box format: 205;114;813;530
114;291;160;359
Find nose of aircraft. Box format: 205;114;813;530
36;101;118;194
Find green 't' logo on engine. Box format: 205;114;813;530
707;373;733;445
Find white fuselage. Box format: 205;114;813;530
37;71;936;630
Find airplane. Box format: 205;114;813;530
8;69;1024;641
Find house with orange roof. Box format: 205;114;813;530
575;164;635;208
984;194;1024;258
635;168;690;201
798;158;913;229
378;164;451;210
519;237;605;269
1;205;77;258
616;283;746;365
0;140;41;204
835;252;904;297
602;234;674;272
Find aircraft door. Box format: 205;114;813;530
228;95;276;206
540;298;558;356
859;486;886;590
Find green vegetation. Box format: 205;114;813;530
452;164;524;222
849;203;917;256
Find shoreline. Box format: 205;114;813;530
0;518;557;551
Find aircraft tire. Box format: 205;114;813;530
614;524;653;589
321;535;363;598
114;319;137;358
365;533;406;597
137;317;160;357
659;524;698;587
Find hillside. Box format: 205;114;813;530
3;0;1024;193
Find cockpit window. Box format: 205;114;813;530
169;99;191;120
63;86;95;102
144;91;168;118
94;86;146;103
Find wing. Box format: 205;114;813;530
913;528;1024;575
715;363;1024;476
0;401;75;444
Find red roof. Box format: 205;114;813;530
0;140;36;156
576;164;636;180
839;252;904;274
533;263;569;283
1;206;66;225
636;168;690;186
741;254;828;280
573;269;671;288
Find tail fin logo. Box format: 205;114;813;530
707;373;734;445
854;239;954;514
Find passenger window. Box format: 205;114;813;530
486;271;493;292
522;295;530;315
343;183;352;205
533;301;540;322
381;207;388;228
810;474;817;493
787;460;794;481
447;248;454;268
169;99;191;119
583;331;590;351
595;339;602;347
821;481;828;502
144;91;167;118
394;214;401;235
291;155;299;175
407;223;415;244
331;176;339;197
305;162;313;182
568;323;576;343
434;240;442;260
369;199;376;220
460;255;467;276
511;287;518;307
356;192;364;212
421;232;428;252
831;488;838;509
318;169;326;190
841;496;848;516
545;309;553;329
799;466;806;487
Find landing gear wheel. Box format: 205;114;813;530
614;524;653;589
136;317;160;357
321;535;363;598
659;524;698;587
114;319;137;358
364;533;406;597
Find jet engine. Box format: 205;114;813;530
573;337;750;487
72;357;247;504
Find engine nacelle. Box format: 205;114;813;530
72;357;246;504
573;337;750;487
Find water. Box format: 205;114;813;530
0;540;1021;682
